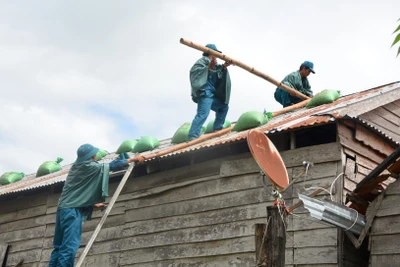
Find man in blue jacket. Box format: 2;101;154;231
187;44;232;141
49;144;143;267
274;61;315;107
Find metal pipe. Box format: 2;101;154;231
299;194;366;235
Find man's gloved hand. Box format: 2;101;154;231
223;61;232;69
128;155;145;164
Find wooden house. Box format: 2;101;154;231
0;81;399;267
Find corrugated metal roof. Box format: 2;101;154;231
1;82;399;196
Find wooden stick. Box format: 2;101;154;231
180;38;310;101
265;206;286;267
272;99;311;117
75;163;136;267
287;184;330;213
131;126;233;162
255;223;268;266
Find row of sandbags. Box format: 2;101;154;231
116;136;160;154
1;136;161;185
0;90;340;185
35;148;109;178
0;149;110;185
171;111;273;144
169;89;340;144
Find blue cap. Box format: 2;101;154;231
76;143;99;163
302;61;315;74
205;44;222;53
301;61;315;74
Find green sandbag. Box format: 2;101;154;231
116;140;138;154
306;89;341;108
204;120;231;134
262;111;273;124
233;111;271;132
36;157;63;177
132;136;160;152
0;172;25;185
172;123;191;144
95;149;108;160
171;123;206;144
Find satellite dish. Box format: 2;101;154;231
247;129;289;189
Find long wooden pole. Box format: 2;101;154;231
132;126;233;162
272;99;310;117
180;38;310;101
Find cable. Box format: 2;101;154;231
302;163;331;194
344;207;359;232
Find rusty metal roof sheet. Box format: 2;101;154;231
1;81;399;196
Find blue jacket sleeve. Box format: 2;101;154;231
109;159;128;172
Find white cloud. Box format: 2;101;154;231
0;0;399;176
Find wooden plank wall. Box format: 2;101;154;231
337;121;391;200
337;120;396;267
359;99;400;143
0;193;48;267
369;179;400;266
0;142;343;267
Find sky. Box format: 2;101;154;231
0;0;399;175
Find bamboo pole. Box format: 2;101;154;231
180;38;310;101
272;99;311;117
131;126;233;162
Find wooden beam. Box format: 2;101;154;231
345;191;385;248
355;123;395;156
265;206;286;267
354;146;400;193
255;223;267;266
0;243;9;266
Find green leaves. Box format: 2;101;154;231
393;24;400;34
392;34;400;47
393;19;400;57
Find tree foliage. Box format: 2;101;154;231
392;19;400;57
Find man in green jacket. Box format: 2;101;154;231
274;61;315;107
49;144;143;267
187;43;232;141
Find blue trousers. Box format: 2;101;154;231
188;96;229;140
49;208;83;267
274;88;302;107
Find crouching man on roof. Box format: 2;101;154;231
49;144;144;267
274;61;315;108
187;43;232;141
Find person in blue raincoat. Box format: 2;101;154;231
187;44;232;141
49;144;144;267
274;61;315;107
